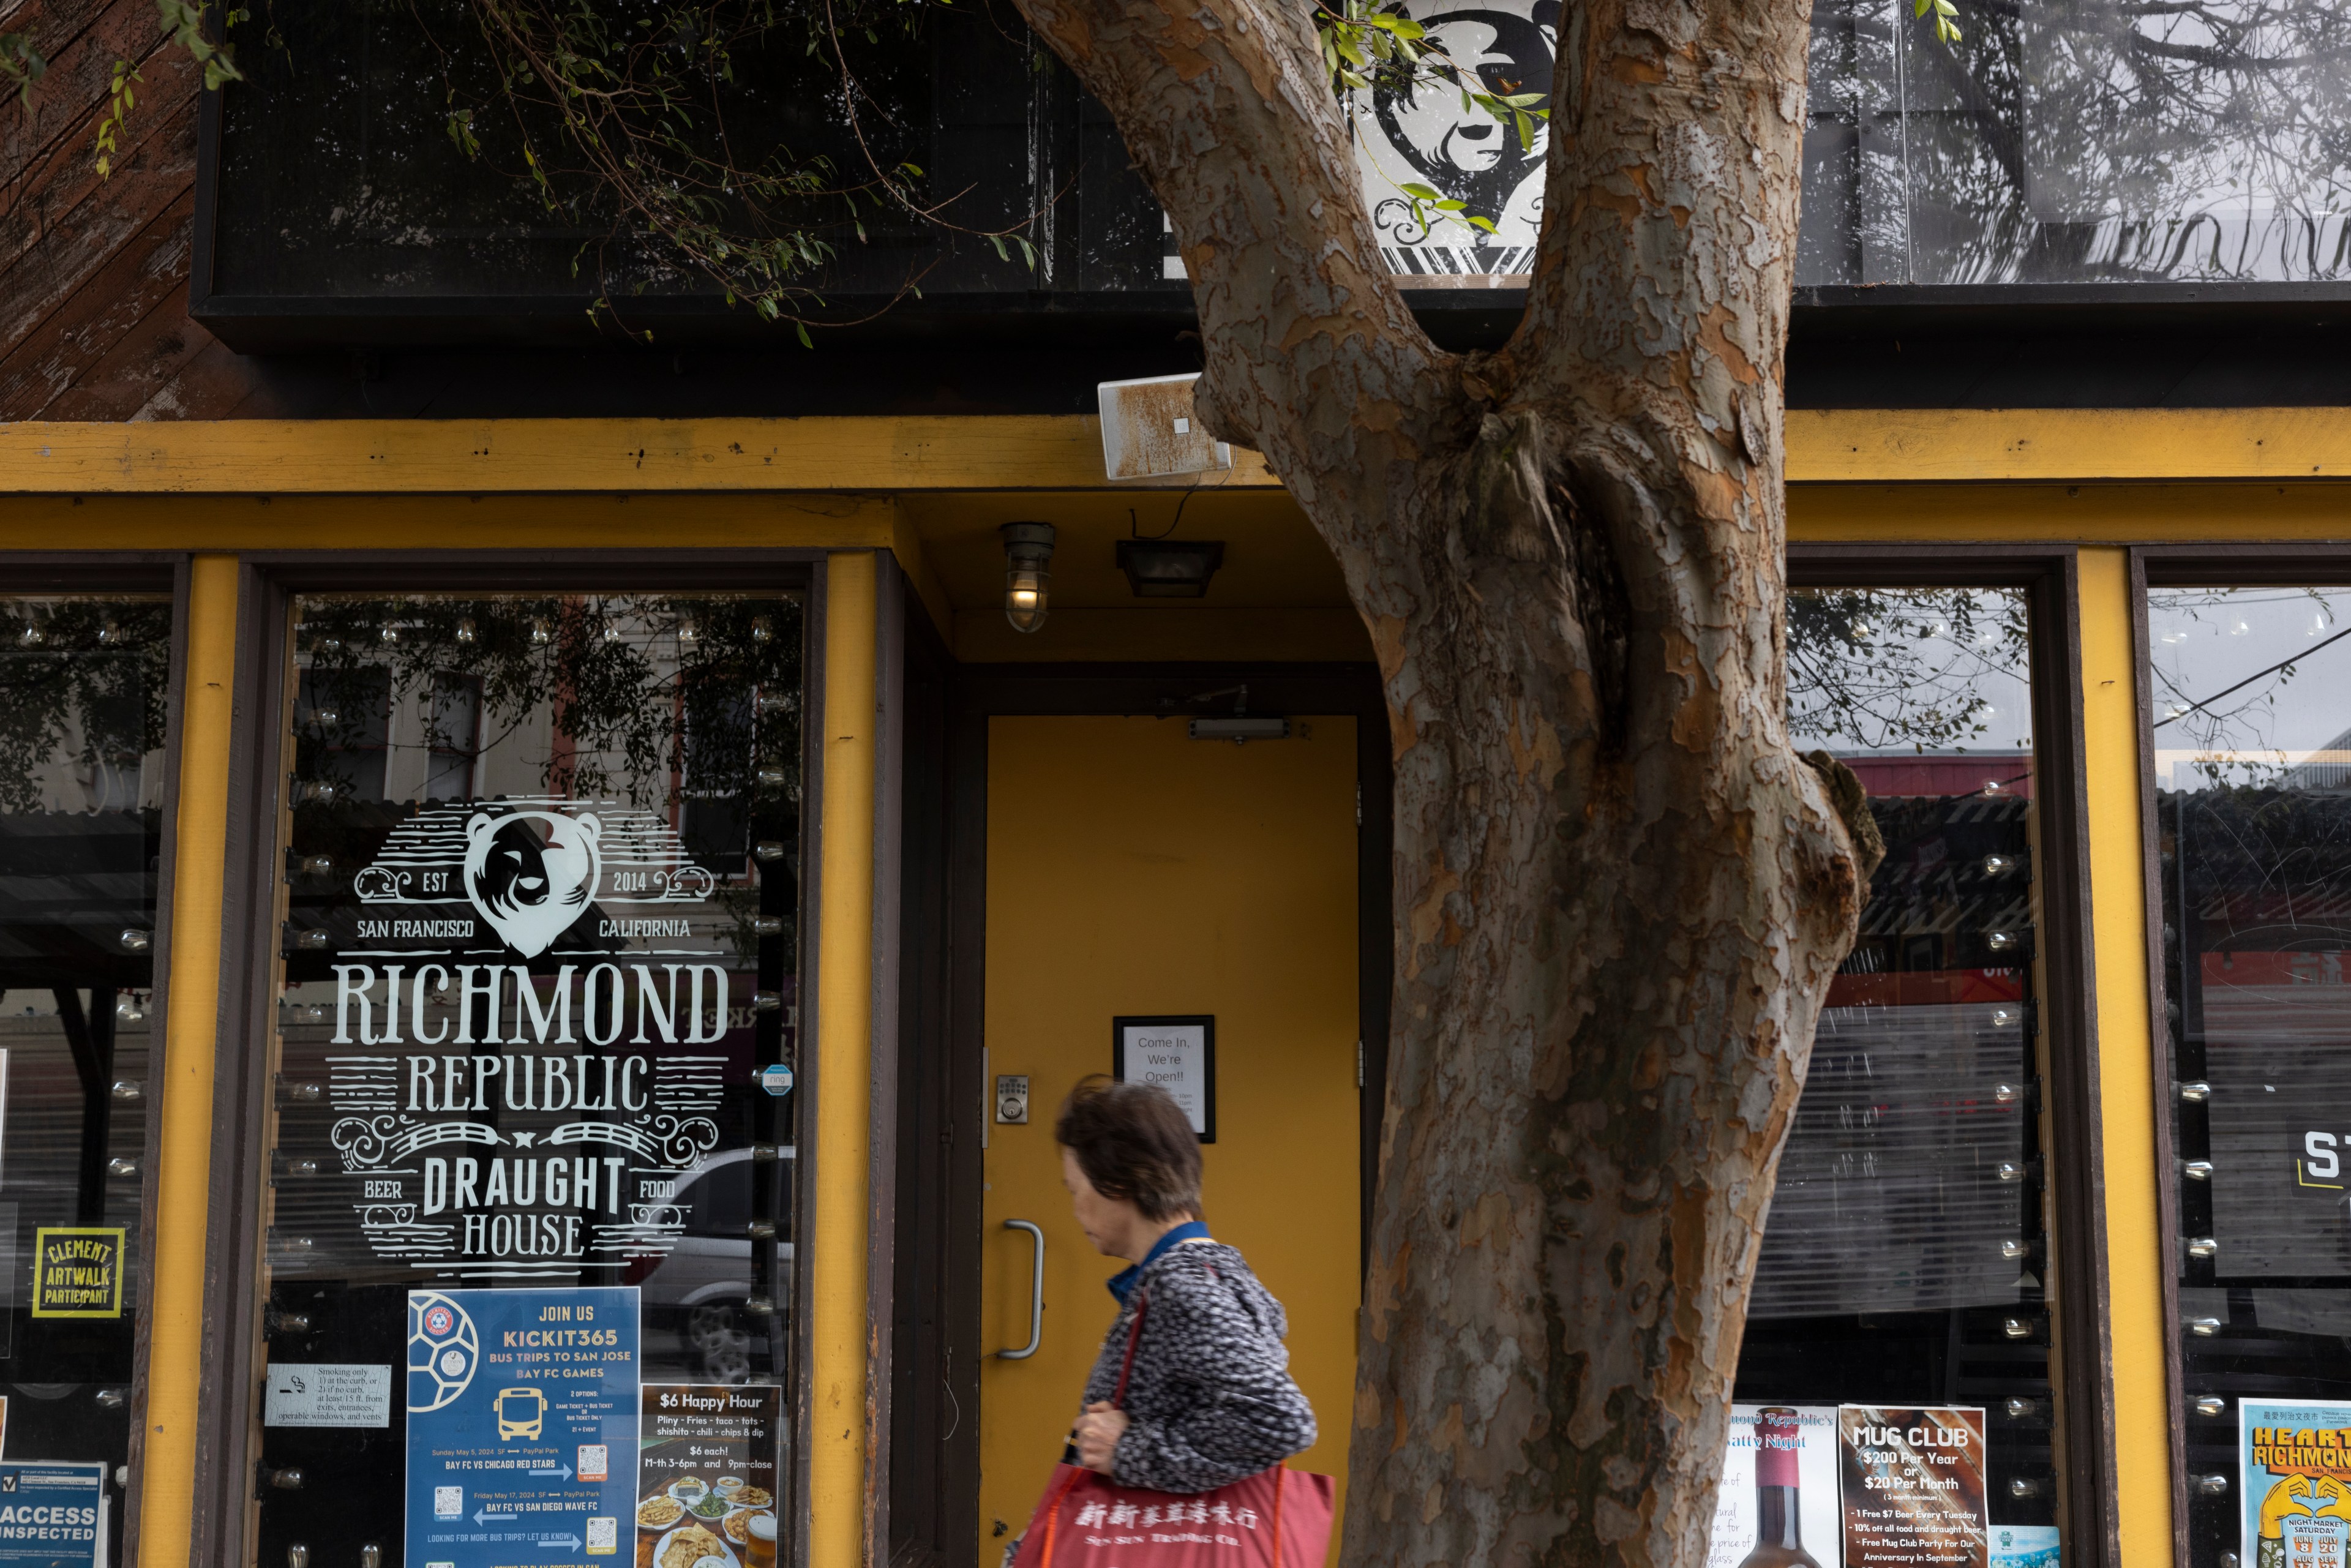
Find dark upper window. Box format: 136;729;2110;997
200;0;2351;345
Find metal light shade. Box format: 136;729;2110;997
1002;522;1057;633
1116;538;1225;598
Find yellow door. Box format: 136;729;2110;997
977;715;1360;1565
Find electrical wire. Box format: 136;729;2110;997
2151;620;2351;729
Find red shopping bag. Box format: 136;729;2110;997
1011;1290;1334;1567
1011;1461;1334;1567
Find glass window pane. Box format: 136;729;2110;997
0;596;173;1564
1717;588;2058;1562
253;594;805;1568
1799;0;2351;287
2148;585;2351;1568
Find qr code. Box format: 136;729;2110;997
586;1517;617;1556
433;1486;462;1520
577;1444;609;1482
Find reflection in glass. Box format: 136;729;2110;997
2150;586;2351;1568
0;596;171;1566
254;594;806;1568
1801;0;2351;286
1732;588;2059;1528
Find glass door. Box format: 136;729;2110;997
247;593;806;1568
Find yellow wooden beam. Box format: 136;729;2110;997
0;419;1280;493
811;550;879;1568
1787;407;2351;482
140;554;239;1568
7;410;2351;492
2076;547;2173;1568
0;493;896;550
1790;480;2351;541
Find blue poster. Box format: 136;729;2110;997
0;1461;105;1568
406;1286;640;1568
2241;1398;2351;1568
1990;1526;2060;1568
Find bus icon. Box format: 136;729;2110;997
495;1386;546;1440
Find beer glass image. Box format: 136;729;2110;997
745;1512;778;1568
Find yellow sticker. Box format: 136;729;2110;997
31;1227;125;1318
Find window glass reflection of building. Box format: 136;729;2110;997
2149;587;2351;1568
424;673;482;801
0;597;171;1564
1729;589;2060;1528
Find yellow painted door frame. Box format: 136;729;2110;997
138;553;242;1568
2077;546;2176;1567
812;549;882;1568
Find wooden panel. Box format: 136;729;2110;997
1787;405;2351;481
0;0;269;420
0;415;1287;490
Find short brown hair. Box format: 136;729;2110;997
1054;1076;1203;1223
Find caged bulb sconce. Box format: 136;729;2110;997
1002;522;1057;634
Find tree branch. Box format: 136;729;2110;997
1002;0;1465;569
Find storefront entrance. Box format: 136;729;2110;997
972;713;1363;1564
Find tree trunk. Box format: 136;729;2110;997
1004;0;1886;1561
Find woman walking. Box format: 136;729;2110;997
1055;1075;1316;1491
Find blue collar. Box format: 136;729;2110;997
1108;1221;1210;1304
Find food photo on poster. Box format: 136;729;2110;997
1836;1407;1989;1568
2240;1398;2351;1568
637;1385;780;1567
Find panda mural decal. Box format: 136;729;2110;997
463;808;603;960
1350;0;1559;279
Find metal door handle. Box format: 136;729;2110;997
998;1220;1044;1359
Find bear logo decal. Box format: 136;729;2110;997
462;809;602;959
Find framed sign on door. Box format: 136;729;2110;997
1112;1016;1216;1143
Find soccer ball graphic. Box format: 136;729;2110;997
407;1292;480;1413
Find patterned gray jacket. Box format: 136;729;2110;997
1081;1239;1318;1493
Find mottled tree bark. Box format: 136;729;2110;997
1002;0;1884;1561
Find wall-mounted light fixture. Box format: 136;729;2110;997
1116;539;1225;598
1002;522;1057;633
1184;683;1288;743
1191;716;1289;743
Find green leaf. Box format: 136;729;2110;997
0;32;48;113
1400;182;1442;200
795;320;813;349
